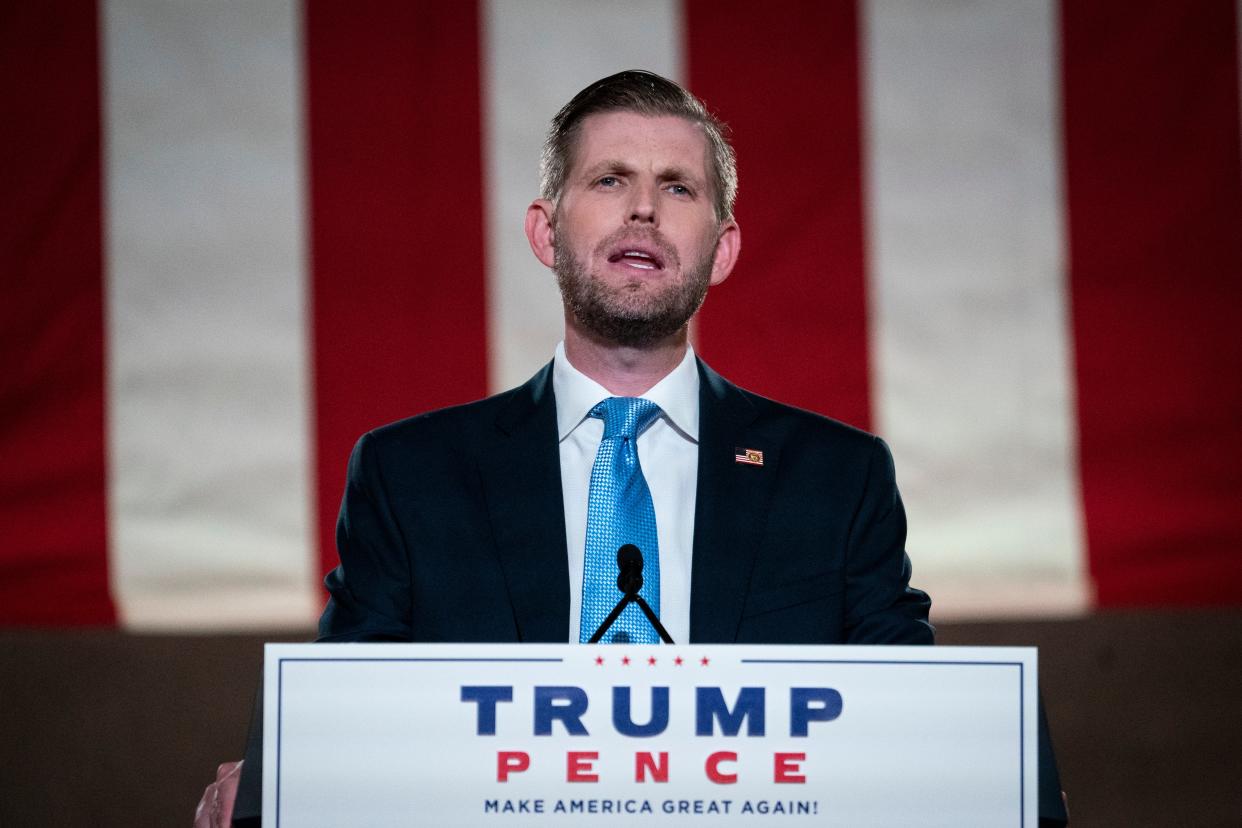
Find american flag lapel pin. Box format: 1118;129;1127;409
734;447;764;466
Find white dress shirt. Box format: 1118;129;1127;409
553;341;699;644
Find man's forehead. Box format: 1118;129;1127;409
570;111;710;177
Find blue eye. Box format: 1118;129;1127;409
598;176;619;187
667;184;690;196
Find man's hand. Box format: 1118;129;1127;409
194;760;242;828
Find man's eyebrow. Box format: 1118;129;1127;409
580;159;633;179
657;164;704;186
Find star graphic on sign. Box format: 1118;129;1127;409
647;656;657;666
621;656;631;666
594;655;604;666
674;656;684;666
700;656;710;666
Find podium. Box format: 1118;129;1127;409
256;643;1042;827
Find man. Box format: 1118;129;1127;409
206;70;1075;827
315;69;933;647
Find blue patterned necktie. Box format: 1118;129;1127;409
580;397;663;644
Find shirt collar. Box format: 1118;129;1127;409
552;341;700;443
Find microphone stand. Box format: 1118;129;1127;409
588;545;674;644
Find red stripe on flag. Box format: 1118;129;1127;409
306;2;488;578
687;0;872;429
1062;1;1242;606
0;3;115;625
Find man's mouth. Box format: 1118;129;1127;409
607;247;665;271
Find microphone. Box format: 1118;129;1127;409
588;544;674;644
616;543;643;594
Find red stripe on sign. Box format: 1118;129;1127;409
0;3;115;625
306;2;488;579
1062;1;1242;606
687;0;872;430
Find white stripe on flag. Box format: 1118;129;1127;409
482;0;684;393
862;0;1089;618
102;0;316;629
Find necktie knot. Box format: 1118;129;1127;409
591;397;662;441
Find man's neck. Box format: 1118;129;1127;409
562;319;689;397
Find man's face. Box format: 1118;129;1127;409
539;111;737;348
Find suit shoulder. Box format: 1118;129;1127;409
736;385;885;455
700;358;879;447
355;363;552;458
363;387;515;446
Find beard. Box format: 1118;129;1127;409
553;226;716;348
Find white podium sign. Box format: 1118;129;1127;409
264;643;1037;827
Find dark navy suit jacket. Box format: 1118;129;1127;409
237;361;1067;826
317;359;933;646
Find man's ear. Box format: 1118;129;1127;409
708;219;741;287
525;198;557;269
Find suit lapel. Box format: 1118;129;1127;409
690;361;780;643
477;363;570;642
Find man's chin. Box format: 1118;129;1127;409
555;249;710;348
574;310;689;349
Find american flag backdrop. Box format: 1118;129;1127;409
2;0;1240;631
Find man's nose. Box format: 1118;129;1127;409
627;180;658;225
